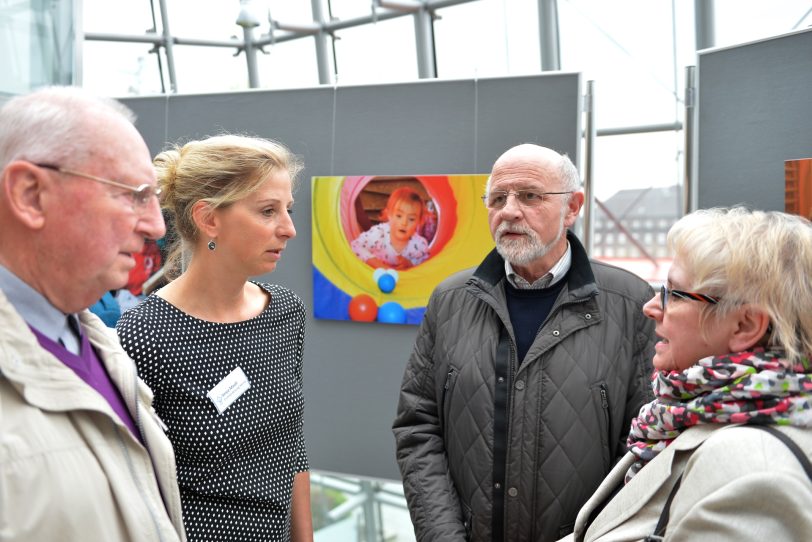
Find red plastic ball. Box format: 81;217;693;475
348;294;378;322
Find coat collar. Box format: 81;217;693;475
0;289;146;424
473;230;597;297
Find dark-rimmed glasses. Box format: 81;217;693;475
482;189;573;209
660;284;720;311
35;163;161;211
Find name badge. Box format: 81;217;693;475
207;366;251;414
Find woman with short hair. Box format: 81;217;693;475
564;207;812;541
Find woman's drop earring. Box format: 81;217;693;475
208;239;217;251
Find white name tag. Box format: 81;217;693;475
207;366;251;414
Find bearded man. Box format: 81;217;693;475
393;143;656;542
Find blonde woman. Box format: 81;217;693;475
564;207;812;541
117;135;312;542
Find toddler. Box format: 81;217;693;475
351;187;430;269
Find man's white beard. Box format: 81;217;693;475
495;210;565;266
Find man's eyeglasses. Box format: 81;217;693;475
660;284;720;311
35;163;161;210
482;189;572;209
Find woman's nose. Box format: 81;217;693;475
642;293;662;321
279;211;296;239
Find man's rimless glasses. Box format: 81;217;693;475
482;189;573;209
34;162;161;211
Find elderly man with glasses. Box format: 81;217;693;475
0;87;185;542
393;143;656;542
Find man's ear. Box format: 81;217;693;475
191;200;219;239
2;161;48;229
729;306;771;352
564;190;585;228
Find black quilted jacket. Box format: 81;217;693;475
393;232;655;542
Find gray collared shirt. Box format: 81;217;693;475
504;242;572;289
0;264;81;353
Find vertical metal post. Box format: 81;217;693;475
311;0;334;84
236;1;261;88
694;0;715;50
683;66;697;215
537;0;560;71
414;3;436;78
582;80;596;255
360;480;379;542
242;25;260;88
157;0;177;93
73;0;83;85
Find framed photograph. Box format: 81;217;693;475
785;158;812;219
312;174;493;324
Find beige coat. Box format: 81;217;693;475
562;424;812;542
0;291;186;541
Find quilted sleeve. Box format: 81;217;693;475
392;292;467;542
619;285;656;458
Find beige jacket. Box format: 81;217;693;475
563;424;812;542
0;291;186;542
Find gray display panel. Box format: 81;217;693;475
697;28;812;210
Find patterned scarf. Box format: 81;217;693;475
625;348;812;483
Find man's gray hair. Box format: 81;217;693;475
557;153;580;192
0;86;136;170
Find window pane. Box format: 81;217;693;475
333;16;417;84
434;0;540;79
166;0;242;40
257;38;320;90
322;0;373;20
171;45;250;93
714;0;812;47
82;40;164;96
1;0;76;93
83;0;153;35
559;0;695;128
594;130;682;203
591;131;681;283
267;0;313;22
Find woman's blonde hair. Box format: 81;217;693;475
669;206;812;367
155;134;302;278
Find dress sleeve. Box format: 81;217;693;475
116;303;162;393
293;294;309;472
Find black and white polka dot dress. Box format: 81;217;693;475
117;282;308;542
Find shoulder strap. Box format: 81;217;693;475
645;424;812;541
643;474;682;541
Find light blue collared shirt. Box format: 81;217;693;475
0;264;81;354
505;242;572;290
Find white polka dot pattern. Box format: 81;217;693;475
117;282;308;542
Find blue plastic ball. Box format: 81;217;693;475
377;273;396;293
377;301;407;324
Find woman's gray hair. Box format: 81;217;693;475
669;206;812;367
0;86;135;169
